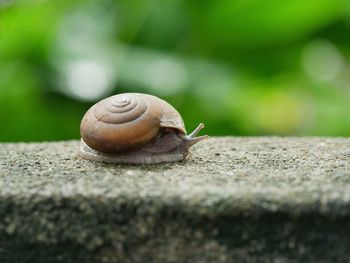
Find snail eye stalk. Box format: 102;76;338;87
185;123;209;147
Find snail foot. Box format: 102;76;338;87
80;139;186;164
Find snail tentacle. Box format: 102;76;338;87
185;123;209;147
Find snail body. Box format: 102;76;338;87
80;93;208;164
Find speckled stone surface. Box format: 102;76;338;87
0;137;350;262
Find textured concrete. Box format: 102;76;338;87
0;137;350;262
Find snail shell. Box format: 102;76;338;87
80;93;208;164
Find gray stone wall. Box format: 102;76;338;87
0;137;349;262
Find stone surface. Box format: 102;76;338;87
0;137;350;262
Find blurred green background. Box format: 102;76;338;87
1;0;350;142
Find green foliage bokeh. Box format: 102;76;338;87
1;0;350;141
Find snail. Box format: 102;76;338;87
80;93;208;164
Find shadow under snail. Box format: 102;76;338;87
80;93;208;164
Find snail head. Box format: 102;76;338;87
181;123;208;151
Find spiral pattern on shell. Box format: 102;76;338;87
80;93;163;153
95;95;148;124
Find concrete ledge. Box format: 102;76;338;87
0;137;350;262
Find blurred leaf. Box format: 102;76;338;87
188;0;349;50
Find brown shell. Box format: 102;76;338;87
80;93;186;153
